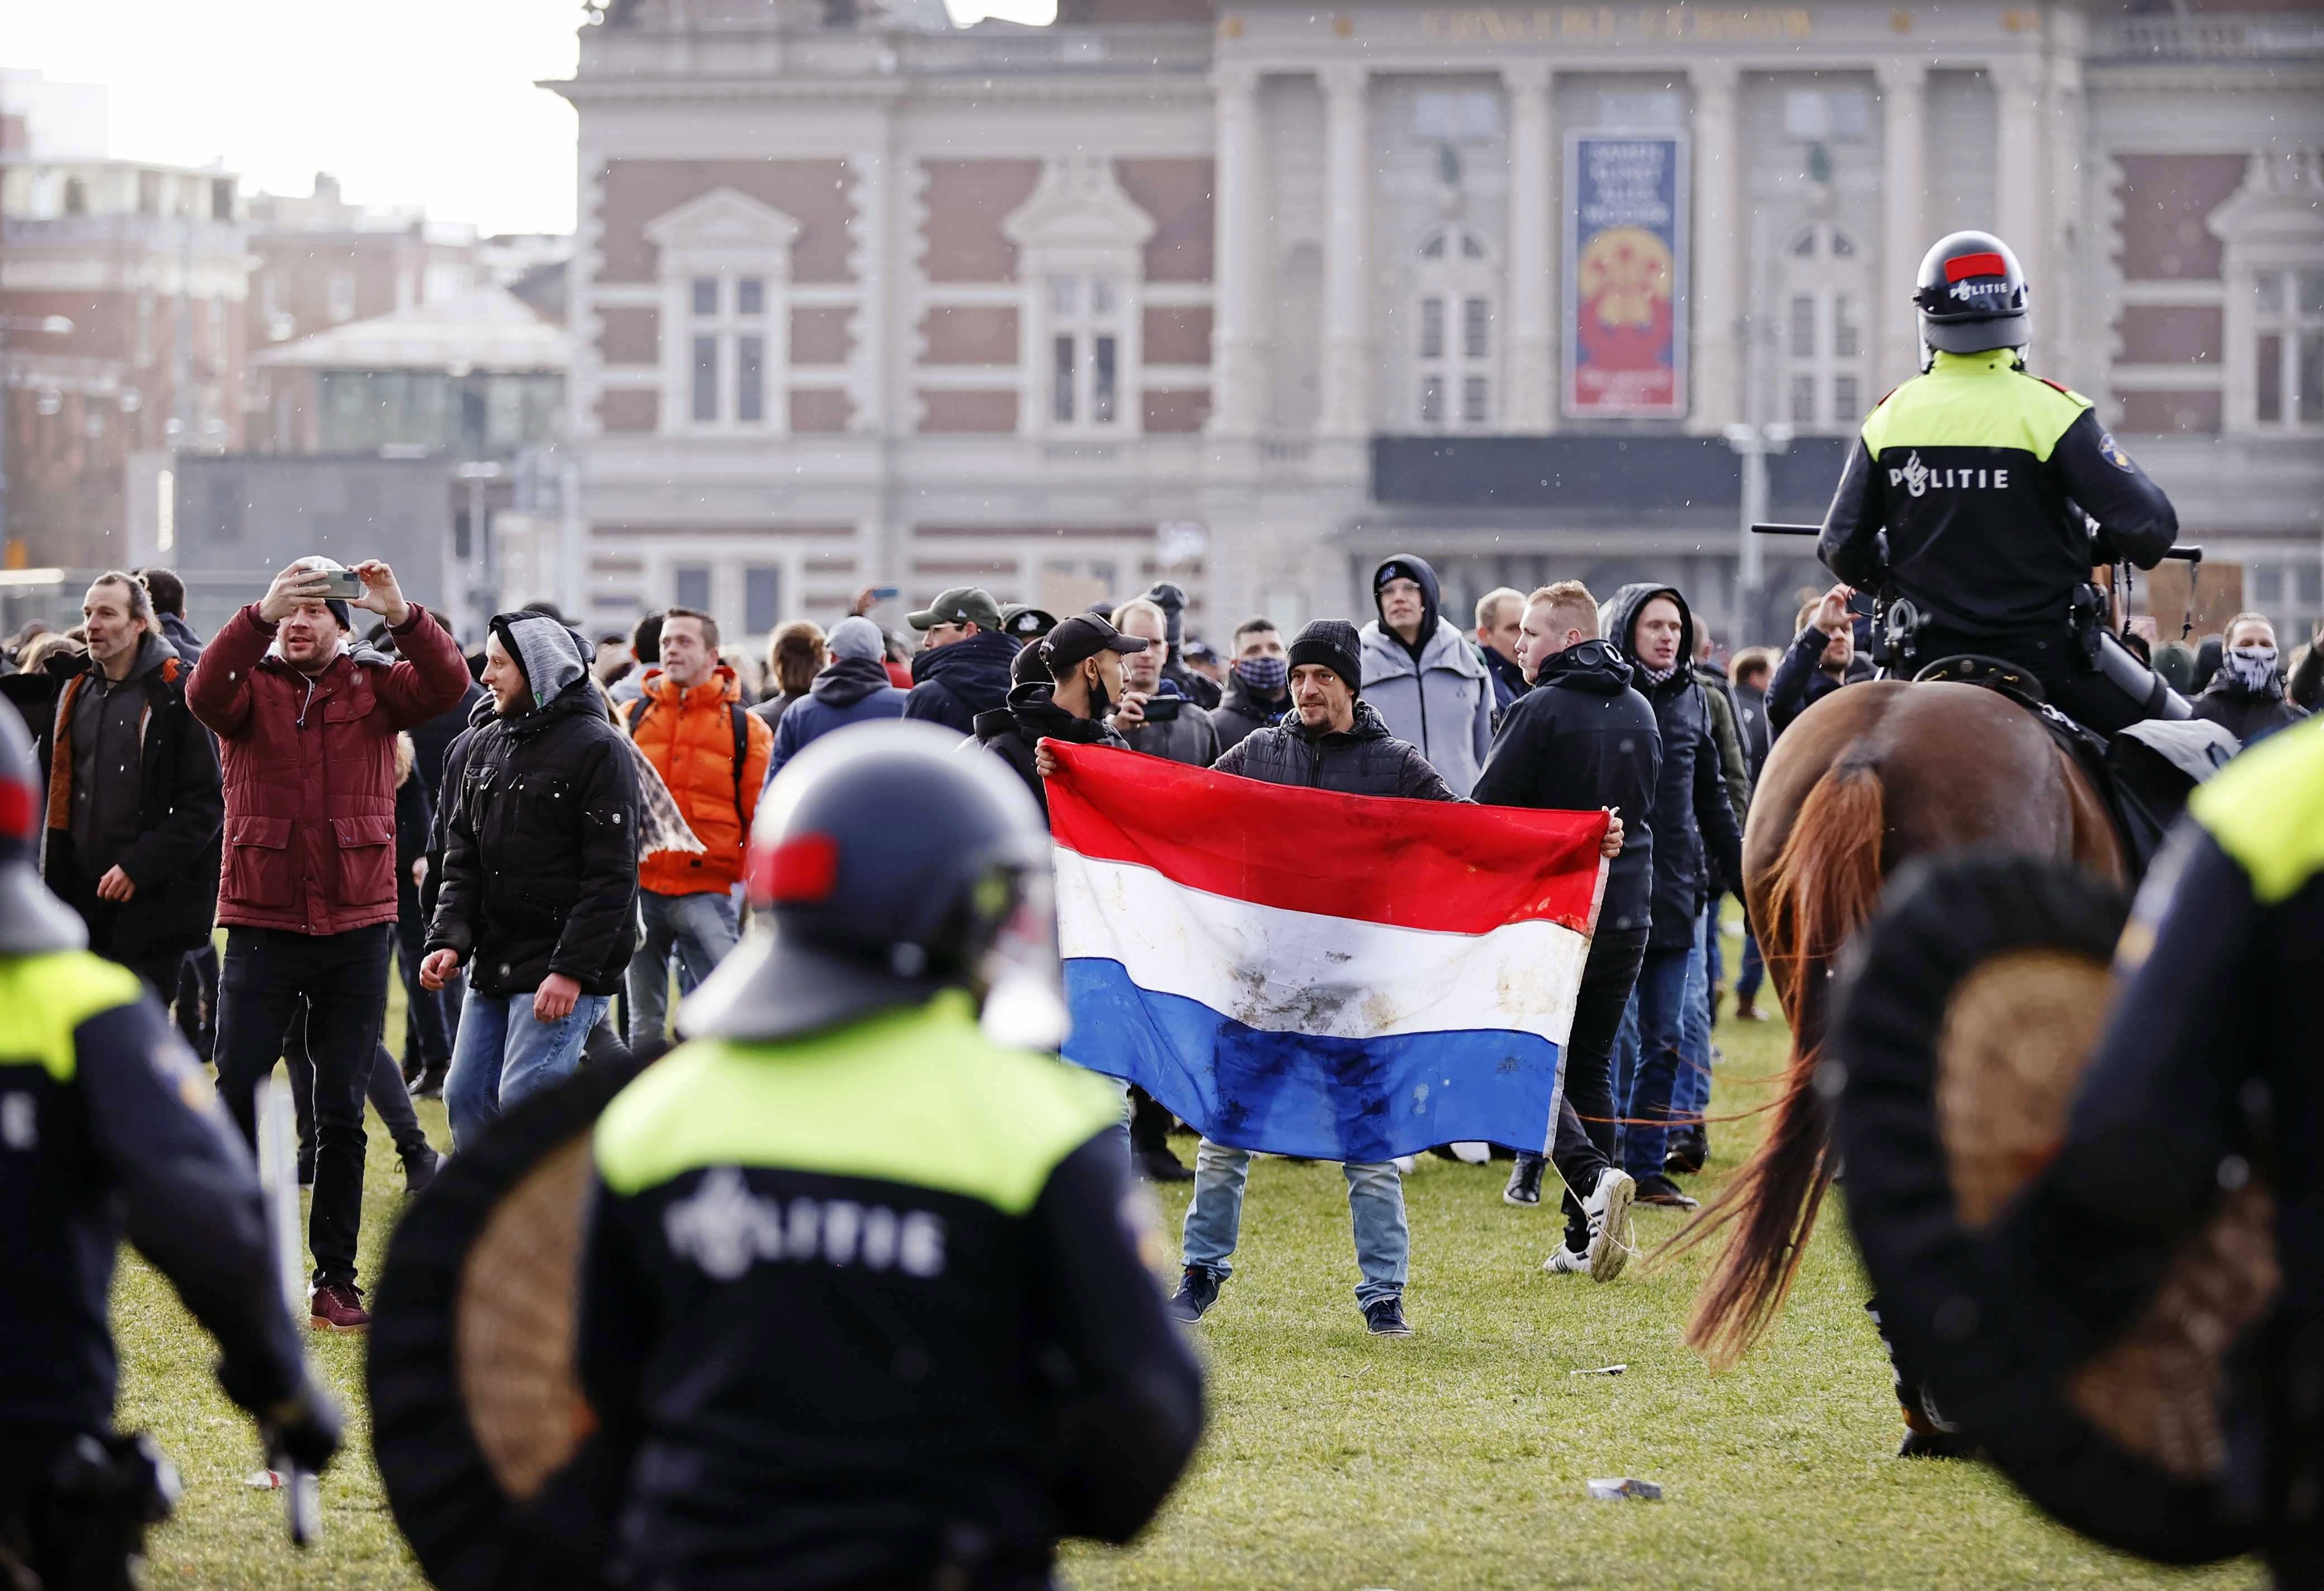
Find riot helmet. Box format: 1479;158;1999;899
0;702;89;954
679;720;1061;1045
1913;230;2030;368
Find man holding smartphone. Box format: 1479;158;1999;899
188;557;469;1333
1109;598;1218;768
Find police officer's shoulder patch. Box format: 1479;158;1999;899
2096;429;2137;471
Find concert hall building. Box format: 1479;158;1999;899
554;0;2324;648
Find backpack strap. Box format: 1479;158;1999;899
728;703;749;830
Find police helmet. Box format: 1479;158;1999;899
679;720;1054;1043
1913;230;2030;364
0;702;88;954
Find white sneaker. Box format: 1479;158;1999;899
1582;1168;1638;1283
1391;1154;1418;1175
1543;1244;1590;1276
1449;1141;1491;1165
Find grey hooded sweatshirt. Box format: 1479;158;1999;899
1356;553;1496;797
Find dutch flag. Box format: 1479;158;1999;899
1046;743;1609;1164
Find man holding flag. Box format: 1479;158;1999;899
1044;619;1614;1342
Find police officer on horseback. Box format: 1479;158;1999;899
0;705;341;1587
1820;230;2183;733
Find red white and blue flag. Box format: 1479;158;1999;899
1045;744;1609;1163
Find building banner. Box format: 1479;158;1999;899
1563;132;1689;419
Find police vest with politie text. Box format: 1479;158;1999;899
1819;230;2182;733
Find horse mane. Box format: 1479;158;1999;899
1669;757;1888;1369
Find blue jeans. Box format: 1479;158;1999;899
625;888;740;1050
1737;928;1765;1003
1674;906;1715;1124
1612;943;1695;1179
1181;1141;1408;1308
446;989;613;1150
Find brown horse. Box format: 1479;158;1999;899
1674;679;2125;1367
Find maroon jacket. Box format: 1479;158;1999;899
188;602;470;937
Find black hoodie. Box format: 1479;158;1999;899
973;681;1129;822
902;627;1018;736
1603;583;1745;950
1473;639;1661;937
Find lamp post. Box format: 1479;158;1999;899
0;315;77;569
1723;420;1793;644
455;460;505;638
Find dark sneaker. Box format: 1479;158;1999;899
1167;1267;1220;1323
402;1144;440;1196
412;1067;446;1101
1363;1296;1413;1337
1136;1145;1195;1183
1502;1157;1545;1206
1664;1126;1707;1176
1633;1172;1700;1210
1898;1426;1979;1460
310;1281;370;1334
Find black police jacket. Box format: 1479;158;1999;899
0;952;305;1480
973;683;1128;822
1821;350;2178;639
1210;699;1458;801
575;996;1204;1588
426;680;641;998
1604;585;1746;950
1472;640;1661;937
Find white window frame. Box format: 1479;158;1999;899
1411;226;1498;431
1002;157;1156;439
2211;152;2324;435
1779;221;1873;434
645;187;800;438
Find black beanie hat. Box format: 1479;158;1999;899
1287;620;1362;695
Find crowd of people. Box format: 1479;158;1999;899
0;547;2312;1340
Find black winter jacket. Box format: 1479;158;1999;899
1472;640;1661;936
1767;626;1877;738
427;680;641;997
973;683;1129;822
903;629;1019;737
2190;676;2308;747
1211;700;1458;801
408;678;487;807
12;640;222;957
1210;675;1287;756
1605;585;1746;949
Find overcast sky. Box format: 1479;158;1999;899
8;0;1056;237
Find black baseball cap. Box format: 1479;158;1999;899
907;587;1004;633
1039;615;1149;677
1000;603;1058;642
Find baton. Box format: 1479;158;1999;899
258;1077;322;1546
1757;521;2206;566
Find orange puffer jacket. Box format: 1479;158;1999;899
622;665;772;897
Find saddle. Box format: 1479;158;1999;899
1912;654;2236;880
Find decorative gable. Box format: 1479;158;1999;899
645;187;802;268
1002;158;1157;259
2207;150;2324;255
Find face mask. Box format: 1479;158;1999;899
2223;644;2278;693
1235;656;1289;694
1084;661;1111;722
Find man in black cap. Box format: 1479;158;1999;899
1175;619;1457;1338
902;586;1017;737
979;614;1146;820
999;604;1058;645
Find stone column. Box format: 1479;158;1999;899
1689;61;1742;432
1503;59;1555;431
1317;64;1373;437
1208;64;1268;436
1876;58;1929;386
1990;57;2044;365
2044;40;2089;390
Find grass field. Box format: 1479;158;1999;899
113;932;2260;1589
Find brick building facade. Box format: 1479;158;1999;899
554;0;2324;648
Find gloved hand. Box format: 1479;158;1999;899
263;1379;345;1476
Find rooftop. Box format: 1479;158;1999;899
255;282;569;374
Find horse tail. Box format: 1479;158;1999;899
1673;759;1886;1370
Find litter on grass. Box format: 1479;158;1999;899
1587;1478;1664;1501
1569;1364;1627;1376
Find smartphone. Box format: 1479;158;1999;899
1142;696;1184;723
869;586;900;602
312;569;365;600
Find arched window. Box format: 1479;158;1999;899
1780;222;1872;431
1413;226;1496;430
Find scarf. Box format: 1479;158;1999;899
2221;644;2279;695
1633;658;1680;688
1234;656;1289;693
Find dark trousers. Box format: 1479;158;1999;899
284;1003;430;1164
392;878;451;1077
175;944;218;1062
1914;626;2155;735
213;924;391;1288
1533;926;1650;1246
1736;930;1765;1003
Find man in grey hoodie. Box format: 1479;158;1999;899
1357;553;1496;798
